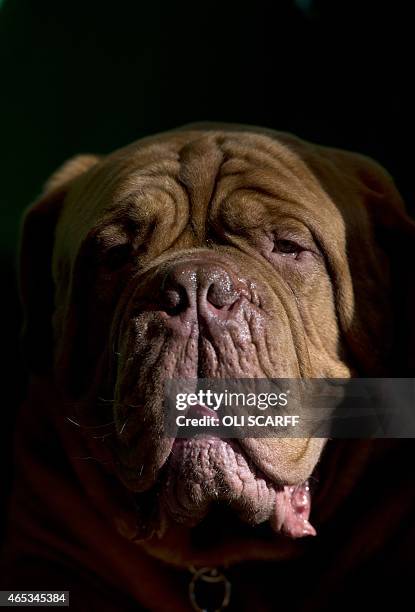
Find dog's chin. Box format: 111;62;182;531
160;437;315;536
115;436;317;568
138;508;314;568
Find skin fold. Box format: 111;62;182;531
3;124;414;610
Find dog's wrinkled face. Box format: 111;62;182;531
22;126;411;564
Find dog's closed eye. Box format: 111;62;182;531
267;230;321;266
272;238;304;258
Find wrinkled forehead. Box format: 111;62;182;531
55;130;345;259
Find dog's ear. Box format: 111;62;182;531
19;154;100;373
287;139;415;375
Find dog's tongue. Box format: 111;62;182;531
271;481;316;538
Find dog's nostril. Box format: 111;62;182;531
163;286;188;315
206;282;237;310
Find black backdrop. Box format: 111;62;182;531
0;0;414;539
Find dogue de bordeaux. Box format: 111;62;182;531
2;124;414;611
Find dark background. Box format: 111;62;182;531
1;0;414;540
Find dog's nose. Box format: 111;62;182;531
160;261;241;317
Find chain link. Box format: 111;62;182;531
188;566;232;612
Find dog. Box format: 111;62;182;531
2;124;414;611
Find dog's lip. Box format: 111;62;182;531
176;406;304;486
169;433;290;491
165;435;316;538
177;406;303;491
